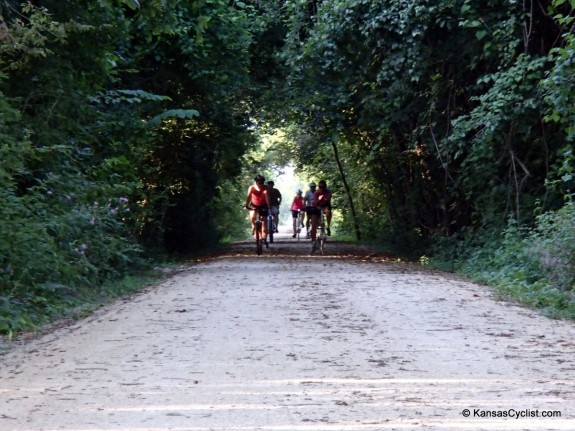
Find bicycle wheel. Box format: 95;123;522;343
255;220;263;255
319;224;326;255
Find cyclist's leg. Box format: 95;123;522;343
310;209;320;240
250;209;258;235
254;218;263;254
255;219;261;240
324;207;332;226
291;210;297;237
273;207;280;232
324;206;332;235
305;207;312;236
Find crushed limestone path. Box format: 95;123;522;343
1;237;574;430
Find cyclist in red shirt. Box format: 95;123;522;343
245;175;271;239
310;180;332;243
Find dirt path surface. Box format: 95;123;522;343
1;234;574;431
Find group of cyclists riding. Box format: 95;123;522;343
245;174;332;252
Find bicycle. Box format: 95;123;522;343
246;205;269;255
318;209;327;254
296;210;305;240
311;209;327;254
292;209;305;240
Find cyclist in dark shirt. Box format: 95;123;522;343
303;182;317;237
266;180;282;233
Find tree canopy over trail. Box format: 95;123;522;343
1;0;574;332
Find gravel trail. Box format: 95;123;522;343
1;235;574;430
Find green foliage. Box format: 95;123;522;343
448;54;551;222
0;3;68;72
543;2;575;141
122;0;141;10
0;2;155;333
213;179;251;242
280;0;475;242
0;0;267;332
119;0;263;253
431;206;575;319
148;109;200;126
528;197;575;291
276;0;573;241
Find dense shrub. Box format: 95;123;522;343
0;170;144;335
430;203;575;319
0;4;143;335
528;198;575;292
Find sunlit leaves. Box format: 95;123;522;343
0;4;69;71
122;0;141;10
148;109;200;126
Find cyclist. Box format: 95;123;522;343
310;179;332;246
245;174;271;239
303;182;317;237
290;189;305;238
266;180;282;233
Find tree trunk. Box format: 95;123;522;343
331;136;361;241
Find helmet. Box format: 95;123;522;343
254;174;265;183
296;189;302;195
318;180;327;187
309;182;316;187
